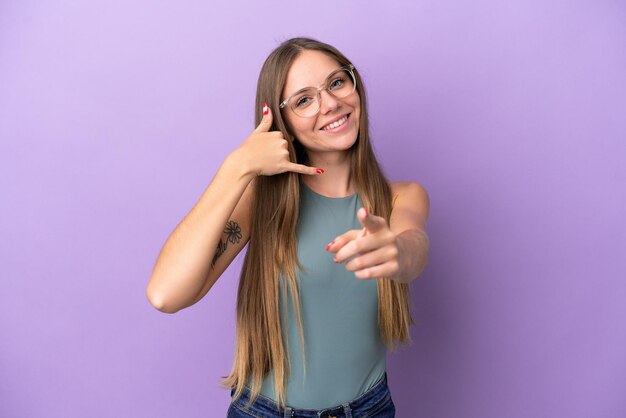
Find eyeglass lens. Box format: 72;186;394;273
290;68;356;117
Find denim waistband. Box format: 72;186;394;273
229;372;390;418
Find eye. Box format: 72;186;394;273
329;76;346;90
295;95;313;108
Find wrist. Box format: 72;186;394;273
225;149;257;182
391;233;409;283
391;229;428;284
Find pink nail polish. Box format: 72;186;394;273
325;241;334;251
263;103;269;115
316;168;324;174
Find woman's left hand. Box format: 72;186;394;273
325;208;401;280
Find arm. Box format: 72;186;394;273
328;181;430;284
146;105;319;313
146;153;256;313
388;182;430;283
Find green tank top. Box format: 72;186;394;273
255;178;387;409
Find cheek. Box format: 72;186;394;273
289;119;315;139
352;102;361;127
299;119;317;135
283;112;296;131
284;114;306;137
350;96;361;118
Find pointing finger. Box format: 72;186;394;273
325;229;362;254
357;208;386;233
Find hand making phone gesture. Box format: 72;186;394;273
235;103;323;177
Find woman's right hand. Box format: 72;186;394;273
232;104;322;177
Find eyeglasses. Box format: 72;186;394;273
279;64;357;118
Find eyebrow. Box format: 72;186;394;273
289;87;314;98
283;67;344;100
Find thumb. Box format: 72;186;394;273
253;102;273;133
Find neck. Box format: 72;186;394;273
301;150;354;197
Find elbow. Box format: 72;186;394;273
146;284;181;314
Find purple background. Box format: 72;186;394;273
1;1;625;417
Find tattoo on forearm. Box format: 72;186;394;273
211;240;227;269
211;220;242;269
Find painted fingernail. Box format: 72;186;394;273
316;168;324;174
364;208;369;217
263;103;269;115
325;241;335;251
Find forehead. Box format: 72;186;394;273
283;50;342;96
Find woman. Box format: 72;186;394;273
147;37;430;417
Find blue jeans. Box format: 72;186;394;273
226;372;395;417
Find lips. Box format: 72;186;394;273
320;113;350;130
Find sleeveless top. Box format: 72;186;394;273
252;178;387;409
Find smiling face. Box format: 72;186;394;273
281;50;361;159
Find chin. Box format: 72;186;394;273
336;132;359;150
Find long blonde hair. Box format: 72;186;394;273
220;37;414;410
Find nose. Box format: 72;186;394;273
318;89;340;114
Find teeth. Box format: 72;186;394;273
322;115;348;130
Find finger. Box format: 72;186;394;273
357;208;387;233
354;260;400;280
325;230;362;254
344;246;397;273
333;232;394;263
253;102;273;133
283;161;324;176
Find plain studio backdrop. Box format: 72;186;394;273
1;1;625;417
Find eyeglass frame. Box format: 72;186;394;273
279;64;357;117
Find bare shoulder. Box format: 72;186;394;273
389;180;430;232
390;181;430;209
